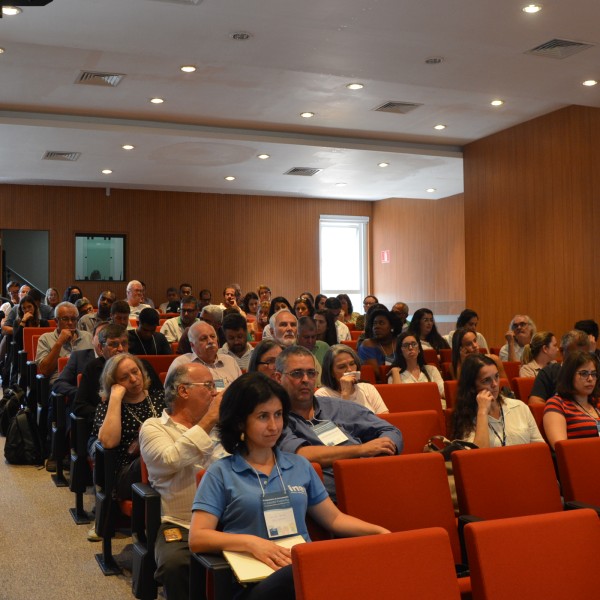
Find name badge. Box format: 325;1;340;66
262;492;298;539
214;379;225;390
312;421;349;446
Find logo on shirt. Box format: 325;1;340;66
287;485;307;495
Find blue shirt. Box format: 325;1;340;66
192;448;328;542
278;396;404;498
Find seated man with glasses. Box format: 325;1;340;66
35;301;94;386
140;363;224;600
276;346;403;500
500;314;536;362
160;296;200;343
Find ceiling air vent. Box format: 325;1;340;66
42;151;81;162
148;0;203;4
285;167;322;176
373;101;423;114
526;38;594;59
75;71;125;87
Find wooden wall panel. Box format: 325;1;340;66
0;185;372;305
371;194;466;333
464;105;600;347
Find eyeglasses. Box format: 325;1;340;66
183;381;217;391
401;342;418;350
576;370;598;380
58;316;78;323
283;369;317;380
181;307;198;314
105;340;129;349
258;358;277;369
512;322;528;329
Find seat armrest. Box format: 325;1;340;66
564;500;600;516
458;514;484;566
191;552;232;600
131;482;161;546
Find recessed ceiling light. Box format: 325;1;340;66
224;176;235;181
300;112;315;118
230;32;252;41
150;97;164;104
1;6;22;16
0;48;5;55
490;99;504;106
378;162;389;168
335;183;347;187
426;188;436;193
434;124;446;130
102;169;113;175
582;79;598;87
180;65;196;73
425;57;444;65
522;4;542;13
257;154;270;160
122;144;135;151
346;83;364;90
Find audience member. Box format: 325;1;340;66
452;354;543;446
314;294;327;311
139;363;223;600
126;279;151;320
75;297;94;319
529;330;589;405
316;344;388;414
44;287;60;317
62;285;83;303
450;327;506;381
270;309;298;348
158;287;180;314
388;331;445;404
574;319;600;360
543;350;600;448
257;284;271;303
293;296;314;319
324;297;351;342
35;301;93;385
110;299;131;328
355;295;378;330
166;321;241;387
358;307;398;382
78;290;116;333
189;372;389;600
297;316;329;366
220;285;246;318
500;314;536;362
128;308;172;355
247;339;283;380
161;296;199;343
446;308;489;350
241;291;259;320
218;312;254;370
277;346;402;499
198;289;212;310
520;331;559;378
314;309;338;347
199;304;225;347
407;308;450;354
248;301;270;340
337;294;359;325
391;302;410;332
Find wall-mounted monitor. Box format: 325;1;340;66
75;234;125;281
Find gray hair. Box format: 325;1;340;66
200;304;223;323
561;329;590;356
99;353;150;400
269;309;297;331
275;345;315;374
126;279;143;292
509;314;537;335
163;364;193;412
321;344;361;391
55;301;77;316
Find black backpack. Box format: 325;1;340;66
4;407;43;465
0;385;25;436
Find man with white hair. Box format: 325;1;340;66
166;321;241;388
270;309;298;347
125;279;151;320
500;314;536;362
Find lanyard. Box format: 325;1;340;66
488;405;506;446
248;453;286;496
572;399;600;420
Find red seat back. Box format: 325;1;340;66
555;437;600;504
379;410;442;454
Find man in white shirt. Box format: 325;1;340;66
140;362;223;600
166;321;241;386
125;279;151;320
500;315;536;362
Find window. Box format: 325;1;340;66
319;216;369;311
75;234;125;281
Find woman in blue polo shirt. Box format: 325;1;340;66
189;372;388;600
